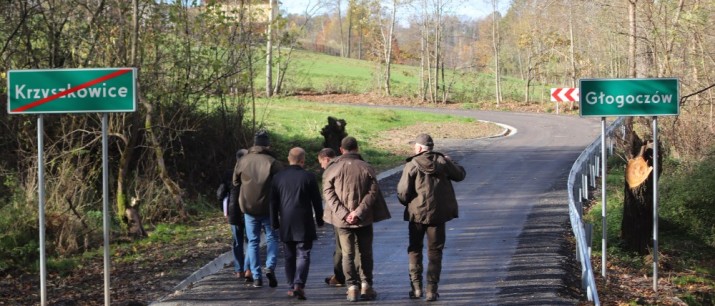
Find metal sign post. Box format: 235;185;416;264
38;115;46;305
102;114;111;305
652;117;659;291
7;68;136;305
600;117;607;278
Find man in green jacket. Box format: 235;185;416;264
233;130;284;288
397;133;466;302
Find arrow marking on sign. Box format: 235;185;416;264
11;69;133;113
550;88;580;102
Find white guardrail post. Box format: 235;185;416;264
567;117;624;305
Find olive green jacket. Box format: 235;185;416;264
397;151;466;224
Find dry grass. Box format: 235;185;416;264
372;121;505;157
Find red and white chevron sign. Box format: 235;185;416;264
550;88;580;102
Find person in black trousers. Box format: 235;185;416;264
270;147;324;299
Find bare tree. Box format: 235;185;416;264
266;0;275;97
379;0;403;96
492;0;502;106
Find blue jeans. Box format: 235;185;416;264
244;213;279;281
230;224;251;273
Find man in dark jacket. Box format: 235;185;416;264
225;149;251;281
323;136;391;302
397;133;466;302
270;147;324;300
233;130;284;288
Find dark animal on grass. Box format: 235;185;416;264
320;116;348;155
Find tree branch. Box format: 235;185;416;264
680;83;715;106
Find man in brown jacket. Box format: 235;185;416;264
397;133;466;302
323;136;391;302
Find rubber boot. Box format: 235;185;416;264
408;263;423;298
426;283;439;302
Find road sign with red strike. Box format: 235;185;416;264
7;68;136;114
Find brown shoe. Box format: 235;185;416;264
346;285;359;302
360;282;377;301
244;270;253;283
325;275;345;287
425;292;439;302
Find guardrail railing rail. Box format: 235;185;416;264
567;117;625;306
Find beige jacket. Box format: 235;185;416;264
322;152;391;228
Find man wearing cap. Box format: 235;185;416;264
397;133;466;302
323;136;391;302
233;130;284;288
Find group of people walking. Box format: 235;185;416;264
219;130;466;302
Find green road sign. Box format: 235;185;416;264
7;68;136;114
579;78;679;117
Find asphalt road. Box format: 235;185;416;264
152;109;601;306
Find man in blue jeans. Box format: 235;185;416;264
224;149;252;282
233;130;284;288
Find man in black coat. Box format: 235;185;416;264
270;147;324;300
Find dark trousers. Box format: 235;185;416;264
337;225;373;286
283;241;313;288
407;222;446;289
332;226;359;283
332;227;345;282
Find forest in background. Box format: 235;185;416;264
1;0;714;277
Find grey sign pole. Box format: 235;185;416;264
600;117;607;278
102;114;111;305
38;115;47;305
652;117;659;291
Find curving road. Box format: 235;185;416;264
152;109;601;306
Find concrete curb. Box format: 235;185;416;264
171;251;234;293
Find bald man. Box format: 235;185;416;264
270;147;325;300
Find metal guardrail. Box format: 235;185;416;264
567;117;625;305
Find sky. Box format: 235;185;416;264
279;0;510;21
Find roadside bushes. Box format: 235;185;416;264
0;201;38;273
660;153;715;247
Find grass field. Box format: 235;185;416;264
257;49;552;104
251;97;499;172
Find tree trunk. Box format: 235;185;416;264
143;102;187;220
419;12;426;102
383;0;397;96
492;0;501;106
265;0;274;97
621;132;661;254
115;0;141;230
347;0;353;58
620;0;646;253
337;0;345;57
